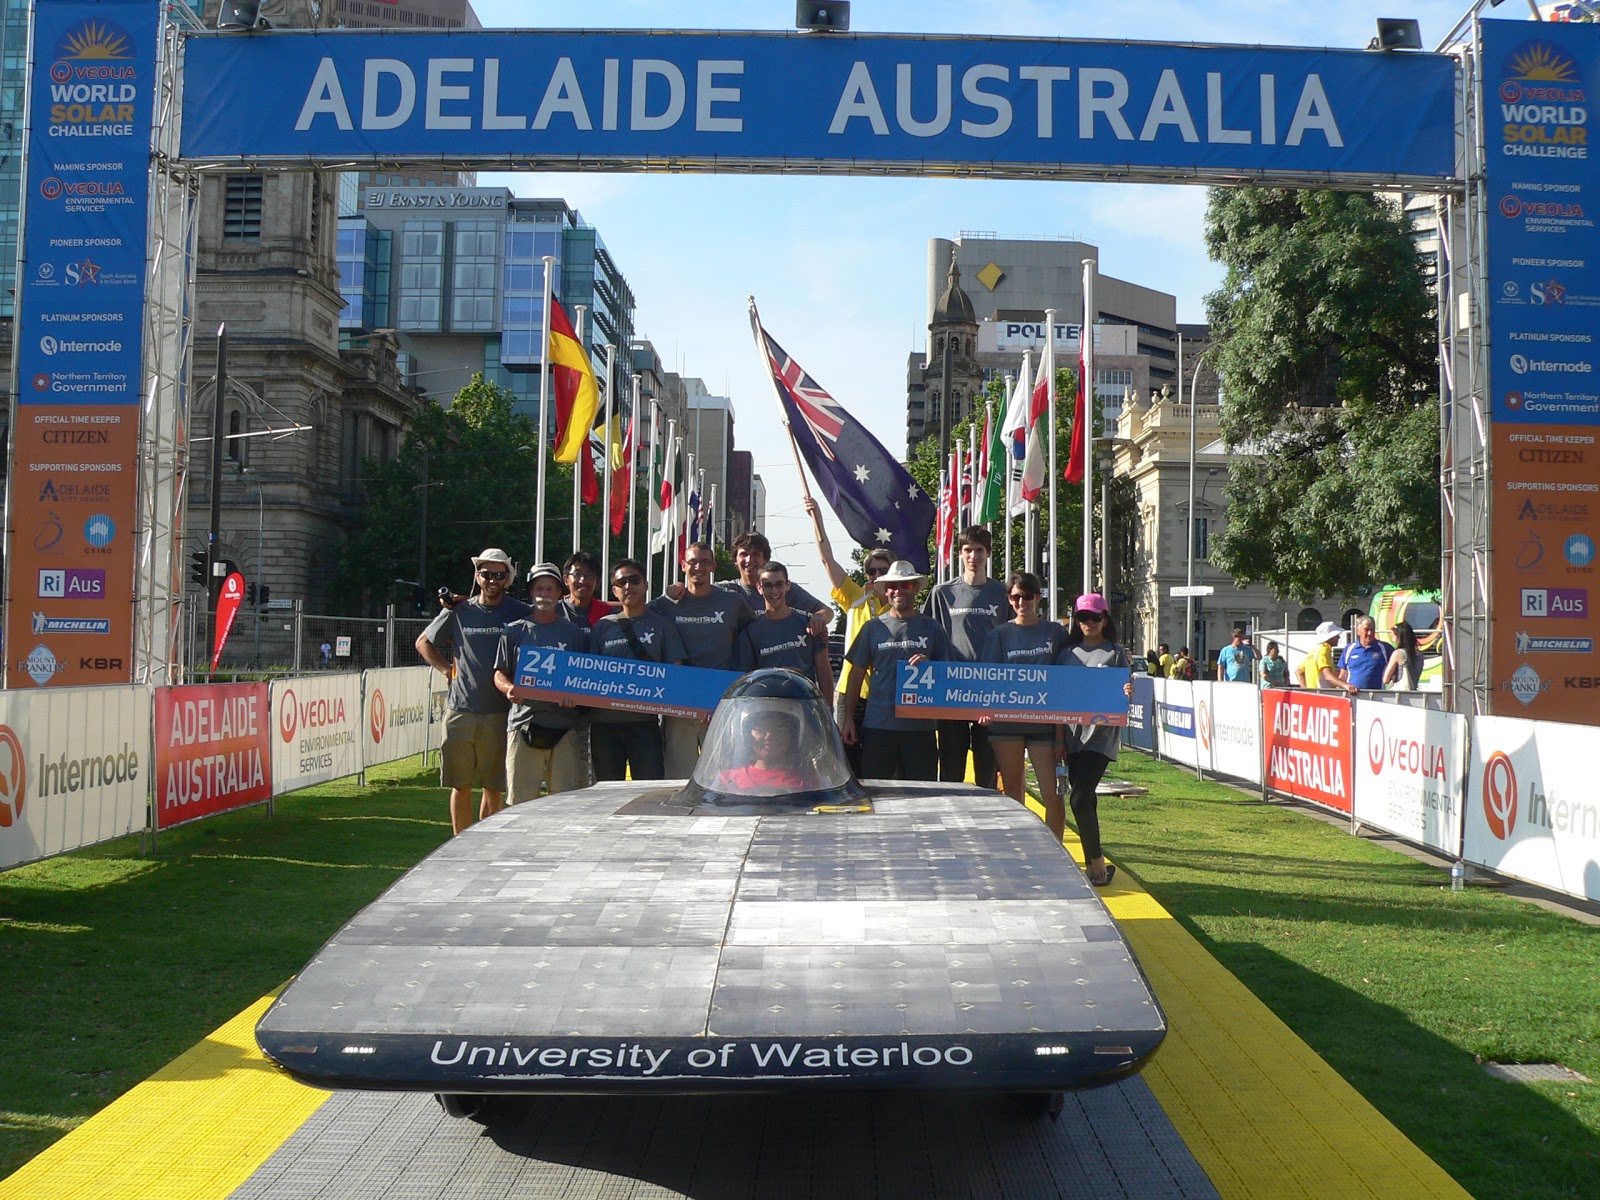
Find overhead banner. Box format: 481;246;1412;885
362;666;433;766
0;685;149;870
5;0;158;689
178;30;1457;182
1352;701;1466;856
153;683;272;830
1482;19;1600;727
271;674;362;792
1263;690;1352;814
1466;714;1598;901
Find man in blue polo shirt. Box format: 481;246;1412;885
1338;616;1393;693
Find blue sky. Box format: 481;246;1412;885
471;0;1480;588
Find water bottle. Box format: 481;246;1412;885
1055;760;1068;790
1449;858;1465;892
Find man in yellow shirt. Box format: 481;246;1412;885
804;496;891;776
1298;621;1349;690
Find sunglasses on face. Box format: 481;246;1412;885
612;575;644;587
1075;612;1105;623
864;567;887;578
883;581;917;591
1009;593;1037;604
477;569;509;581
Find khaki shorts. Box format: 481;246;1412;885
440;708;509;791
505;727;587;803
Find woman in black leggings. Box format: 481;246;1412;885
1055;592;1134;887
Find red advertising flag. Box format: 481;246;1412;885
153;683;273;829
211;572;246;670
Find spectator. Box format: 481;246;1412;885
1338;615;1393;693
1382;621;1424;691
923;526;1007;788
1157;642;1173;676
1298;621;1347;691
590;558;688;781
980;571;1065;837
493;563;590;803
1168;647;1196;681
804;495;891;776
415;548;532;835
838;560;948;780
649;541;753;777
737;561;834;691
1056;593;1136;887
1145;647;1162;677
1216;627;1258;683
1259;640;1290;688
319;640;332;668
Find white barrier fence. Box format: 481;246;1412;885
3;671;1597;903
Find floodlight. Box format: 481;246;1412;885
1368;18;1424;52
216;0;266;31
796;1;850;33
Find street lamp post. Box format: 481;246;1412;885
1185;351;1211;652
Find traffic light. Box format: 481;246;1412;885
258;584;270;607
245;582;257;605
190;551;207;587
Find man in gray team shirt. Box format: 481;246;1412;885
923;526;1008;788
493;563;590;803
737;561;834;690
591;557;690;781
717;530;833;636
649;541;752;777
416;548;532;834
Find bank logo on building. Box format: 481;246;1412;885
1482;751;1518;841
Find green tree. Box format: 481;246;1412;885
1202;188;1440;599
332;374;642;613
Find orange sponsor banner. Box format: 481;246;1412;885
1488;425;1600;724
153;683;273;829
5;406;138;688
1262;689;1352;814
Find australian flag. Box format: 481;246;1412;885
752;304;935;572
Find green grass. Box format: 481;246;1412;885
1104;752;1599;1200
1;753;1596;1199
0;758;452;1179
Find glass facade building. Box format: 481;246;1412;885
1;0;32;319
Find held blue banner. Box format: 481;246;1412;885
178;30;1457;182
893;661;1129;726
516;646;741;719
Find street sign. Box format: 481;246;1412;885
266;599;294;610
1171;585;1216;598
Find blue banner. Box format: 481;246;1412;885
178;30;1456;181
892;661;1128;726
515;646;741;719
1125;676;1156;751
1483;19;1600;428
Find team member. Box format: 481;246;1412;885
804;495;891;775
1298;621;1346;690
649;541;752;777
839;560;948;780
590;558;688;781
737;561;835;691
979;572;1065;837
493;563;590;802
1216;627;1258;683
560;551;613;628
1337;615;1393;693
415;548;532;835
1055;593;1135;886
923;526;1007;788
717;531;833;635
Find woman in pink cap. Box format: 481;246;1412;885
1054;592;1135;887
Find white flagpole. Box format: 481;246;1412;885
627;376;643;562
571;304;587;558
600;341;616;583
536;256;556;564
1000;378;1013;579
670;434;683;585
1081;260;1096;596
951;443;963;577
707;482;719;554
1044;308;1059;621
967;422;978;529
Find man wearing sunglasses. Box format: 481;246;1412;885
839;560;948;780
649;541;753;777
416;548;532;835
805;495;892;774
591;558;689;781
923;526;1007;789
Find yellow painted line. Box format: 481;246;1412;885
0;992;328;1200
